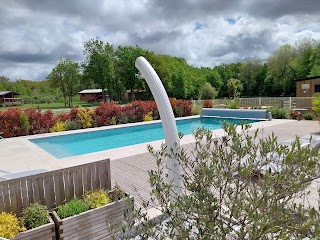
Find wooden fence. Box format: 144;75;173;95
0;159;111;216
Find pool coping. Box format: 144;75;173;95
3;116;289;171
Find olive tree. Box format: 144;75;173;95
120;122;320;239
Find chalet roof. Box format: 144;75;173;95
79;89;103;94
0;91;19;96
296;76;320;82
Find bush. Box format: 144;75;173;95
50;120;67;132
109;183;125;202
77;106;94;128
0;212;25;239
200;82;218;100
57;198;89;219
269;107;289;119
66;120;81;130
227;98;240;109
22;203;50;229
122;123;320;239
84;189;110;209
143;112;153;121
312;92;320;114
202;100;213;108
303;112;315;120
20;112;30;134
191;103;202;115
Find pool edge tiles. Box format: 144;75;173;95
29;116;259;159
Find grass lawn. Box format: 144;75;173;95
0;101;100;112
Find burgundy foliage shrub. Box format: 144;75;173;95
202;100;213;108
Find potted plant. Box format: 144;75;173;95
52;186;133;240
0;203;55;240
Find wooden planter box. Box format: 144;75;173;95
51;196;133;240
14;217;55;240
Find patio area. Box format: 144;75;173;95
0;119;319;207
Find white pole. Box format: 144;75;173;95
135;56;182;199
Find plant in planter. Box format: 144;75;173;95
0;212;25;239
84;189;110;209
22;203;50;229
57;198;89;219
16;203;55;240
52;186;133;240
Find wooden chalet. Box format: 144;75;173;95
0;91;21;106
79;89;105;102
296;76;320;97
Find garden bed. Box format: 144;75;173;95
51;196;133;240
14;217;55;240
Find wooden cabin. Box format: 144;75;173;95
124;89;146;101
0;91;21;106
79;89;105;102
296;76;320;97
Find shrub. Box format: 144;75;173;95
50;120;67;132
143;112;153;121
122;123;320;239
269;107;289;119
227;98;240;109
202;100;213;108
77;106;94;128
174;100;192;117
303;112;315;120
109;116;117;125
109;183;125;202
66;120;81;130
57;198;89;219
200;82;218;100
191;103;202;115
0;212;25;239
0;108;24;137
84;189;110;209
22;203;50;229
19;112;30;135
312;92;320;114
93;102;122;127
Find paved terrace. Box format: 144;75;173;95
0;119;319;208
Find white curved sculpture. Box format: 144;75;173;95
135;56;182;197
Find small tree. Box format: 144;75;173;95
227;78;243;98
200;82;218;100
121;123;320;239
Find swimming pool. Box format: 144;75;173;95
30;117;258;159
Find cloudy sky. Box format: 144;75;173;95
1;0;320;81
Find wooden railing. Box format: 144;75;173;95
0;159;111;216
2;97;22;106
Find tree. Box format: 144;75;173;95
267;44;296;96
0;76;10;83
82;39;116;101
116;45;147;101
227;78;243;98
121;123;320;239
200;82;218;99
240;58;262;96
47;58;80;107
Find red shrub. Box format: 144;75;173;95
93;102;122;127
0;108;24;137
25;108;42;134
202;100;213;108
175;100;192;117
39;109;54;133
54;112;70;122
130;100;158;122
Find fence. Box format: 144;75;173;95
195;97;313;110
0;159;111;216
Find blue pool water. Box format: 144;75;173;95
30;117;257;159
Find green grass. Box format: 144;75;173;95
0;101;99;112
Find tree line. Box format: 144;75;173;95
1;38;320;106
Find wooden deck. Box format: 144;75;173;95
110;120;320;209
